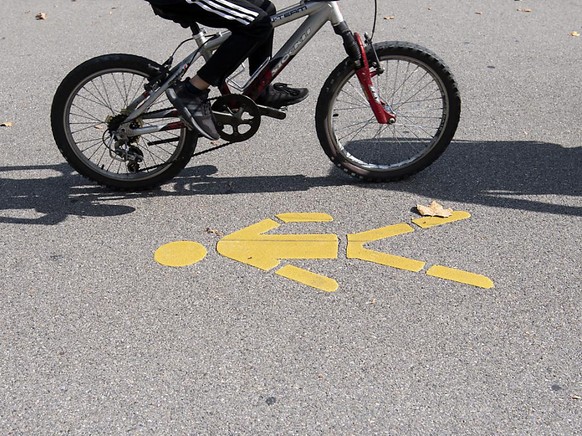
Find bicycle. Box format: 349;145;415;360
51;0;461;190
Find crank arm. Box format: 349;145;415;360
212;110;236;126
257;105;286;120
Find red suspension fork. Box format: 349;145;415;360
353;33;396;125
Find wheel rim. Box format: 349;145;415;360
63;68;187;182
328;55;449;172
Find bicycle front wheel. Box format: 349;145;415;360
316;41;461;182
51;54;198;190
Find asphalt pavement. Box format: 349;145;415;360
1;0;580;433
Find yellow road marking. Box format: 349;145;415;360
412;211;471;229
347;222;414;242
157;211;494;290
276;265;338;292
426;265;494;289
154;241;207;267
276;213;333;223
217;219;338;271
347;223;426;272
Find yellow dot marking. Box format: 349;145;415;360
412;211;471;229
426;265;494;289
276;265;338;292
154;241;207;267
276;213;334;223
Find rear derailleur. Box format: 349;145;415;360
104;114;145;173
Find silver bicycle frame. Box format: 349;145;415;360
123;1;346;133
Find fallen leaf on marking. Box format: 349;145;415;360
416;201;453;218
570;31;580;37
35;12;47;20
1;122;13;127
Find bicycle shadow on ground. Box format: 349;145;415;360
0;163;346;225
384;139;581;217
0;140;579;225
0;164;138;225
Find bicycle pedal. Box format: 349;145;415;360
257;104;287;120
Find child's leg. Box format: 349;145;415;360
188;0;274;86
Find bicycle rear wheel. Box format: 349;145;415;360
51;54;197;190
316;41;461;182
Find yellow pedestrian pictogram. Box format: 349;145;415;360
154;211;494;292
216;216;338;271
347;223;425;272
216;213;339;292
347;211;494;289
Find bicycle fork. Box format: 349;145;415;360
335;23;396;125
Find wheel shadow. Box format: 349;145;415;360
0;139;579;225
0;162;347;225
384;139;581;217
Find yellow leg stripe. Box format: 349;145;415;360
276;265;338;292
426;265;494;289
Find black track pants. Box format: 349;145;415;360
153;0;275;86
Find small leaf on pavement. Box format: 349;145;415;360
206;227;224;238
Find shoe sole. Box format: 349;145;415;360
256;93;309;110
166;88;219;141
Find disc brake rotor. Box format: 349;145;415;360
212;94;261;142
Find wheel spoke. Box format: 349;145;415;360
320;44;459;180
55;57;196;188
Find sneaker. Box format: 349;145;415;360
166;81;220;140
256;83;309;109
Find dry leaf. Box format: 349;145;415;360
206;227;223;237
475;11;483;15
570;31;580;37
572;394;581;400
1;121;13;127
416;200;453;218
384;15;395;20
517;8;532;12
35;12;47;20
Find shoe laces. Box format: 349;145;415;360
200;98;212;116
272;83;300;96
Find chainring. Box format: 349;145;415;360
211;94;261;142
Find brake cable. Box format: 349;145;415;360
370;0;378;41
